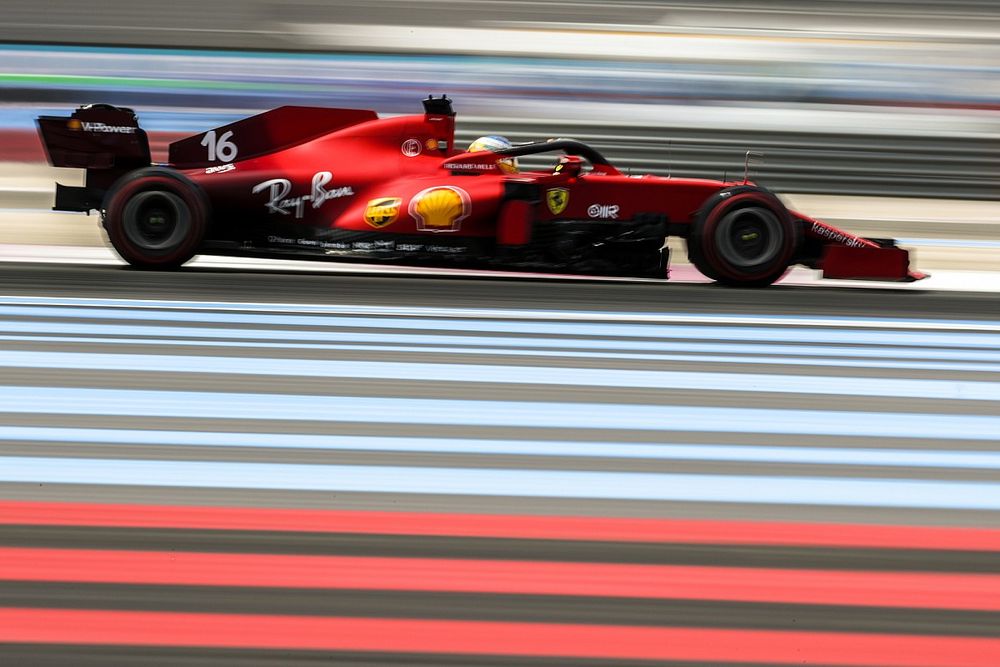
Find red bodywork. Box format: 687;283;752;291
37;99;924;284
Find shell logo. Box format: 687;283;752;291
409;186;471;233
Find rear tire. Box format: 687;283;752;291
687;187;799;287
102;167;209;269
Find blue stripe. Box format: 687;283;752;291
0;307;999;350
1;456;999;509
3;333;1000;373
0;350;998;401
3;426;999;469
5;322;1000;364
0;386;998;440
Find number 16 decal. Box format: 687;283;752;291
200;130;239;163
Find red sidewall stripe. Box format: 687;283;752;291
2;609;999;666
4;547;1000;610
3;501;1000;551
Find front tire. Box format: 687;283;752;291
687;187;800;287
102;168;209;269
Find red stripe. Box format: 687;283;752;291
4;501;1000;551
2;608;998;665
0;131;45;162
4;546;1000;610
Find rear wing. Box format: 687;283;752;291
36;104;151;211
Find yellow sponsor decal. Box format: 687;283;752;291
409;186;470;233
364;197;402;228
67;119;82;131
546;188;569;215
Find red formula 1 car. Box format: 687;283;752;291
37;97;924;286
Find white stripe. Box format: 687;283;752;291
2;456;1000;509
0;386;998;440
1;350;997;401
4;426;999;468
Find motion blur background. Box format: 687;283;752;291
3;3;1000;666
3;0;1000;264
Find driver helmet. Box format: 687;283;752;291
468;135;519;174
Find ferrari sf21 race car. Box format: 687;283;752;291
37;97;924;286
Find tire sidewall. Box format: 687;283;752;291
103;168;209;268
688;187;799;287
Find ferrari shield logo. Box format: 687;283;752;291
364;197;402;228
546;188;569;215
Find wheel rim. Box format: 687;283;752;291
714;206;783;268
122;190;191;252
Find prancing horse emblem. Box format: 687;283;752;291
546;188;569;215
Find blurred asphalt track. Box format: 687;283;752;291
0;265;999;664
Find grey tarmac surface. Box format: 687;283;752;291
1;261;999;318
